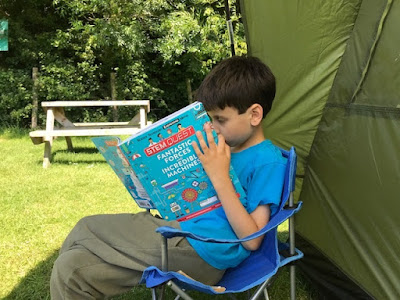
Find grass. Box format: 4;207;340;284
0;128;316;299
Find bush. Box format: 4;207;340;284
0;69;33;128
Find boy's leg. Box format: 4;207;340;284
50;246;137;299
50;212;224;299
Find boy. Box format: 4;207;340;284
50;56;286;299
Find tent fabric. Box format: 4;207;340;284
240;0;400;299
240;0;362;201
295;234;372;300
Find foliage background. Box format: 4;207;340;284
0;0;246;127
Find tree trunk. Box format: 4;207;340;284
111;71;118;121
186;78;193;103
31;67;39;128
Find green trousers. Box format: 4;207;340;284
50;212;225;299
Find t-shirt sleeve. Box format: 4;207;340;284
246;162;286;215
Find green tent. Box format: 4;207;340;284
240;0;400;299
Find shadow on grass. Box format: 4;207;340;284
51;160;107;165
55;147;100;155
34;158;107;167
4;251;58;300
33;147;108;166
51;147;107;165
3;250;152;300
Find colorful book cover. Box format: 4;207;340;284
93;101;245;221
92;136;156;209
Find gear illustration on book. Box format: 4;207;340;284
181;188;198;202
199;182;208;190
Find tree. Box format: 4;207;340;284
0;0;246;127
0;0;70;126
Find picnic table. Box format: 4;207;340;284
29;100;150;168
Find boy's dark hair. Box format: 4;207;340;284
195;56;276;118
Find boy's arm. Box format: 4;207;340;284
192;125;270;251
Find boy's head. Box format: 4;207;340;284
195;56;275;118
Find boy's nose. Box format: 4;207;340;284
211;123;220;134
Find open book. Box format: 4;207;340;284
92;101;245;221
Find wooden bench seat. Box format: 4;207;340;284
29;127;143;145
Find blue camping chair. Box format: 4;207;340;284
141;147;303;300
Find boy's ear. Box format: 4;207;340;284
249;104;263;126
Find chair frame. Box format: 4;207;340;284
143;147;302;300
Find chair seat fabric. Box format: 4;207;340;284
140;203;303;294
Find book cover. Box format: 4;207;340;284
93;101;245;221
92;136;156;209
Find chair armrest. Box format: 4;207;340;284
156;227;238;243
156;202;302;243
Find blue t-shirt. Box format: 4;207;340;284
180;140;287;270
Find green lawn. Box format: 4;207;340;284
0;128;316;299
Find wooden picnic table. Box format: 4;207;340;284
29;100;150;168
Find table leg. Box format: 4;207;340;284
53;107;74;152
140;106;147;129
65;137;73;151
54;107;75;127
43;141;52;168
43;108;55;168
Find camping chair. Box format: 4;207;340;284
141;147;303;300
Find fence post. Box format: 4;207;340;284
110;71;118;122
31;67;39;129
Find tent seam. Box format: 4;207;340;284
349;0;393;103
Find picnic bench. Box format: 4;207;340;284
29;100;151;168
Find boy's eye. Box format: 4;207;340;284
215;117;226;124
208;113;226;125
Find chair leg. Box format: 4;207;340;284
263;288;270;300
151;288;157;300
167;281;193;300
151;285;168;300
159;285;166;300
249;277;272;300
290;264;296;300
288;191;297;300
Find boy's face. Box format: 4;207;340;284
207;106;255;151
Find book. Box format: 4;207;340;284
92;101;245;221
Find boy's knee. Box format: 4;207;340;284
52;249;81;284
52;247;98;285
51;251;76;299
51;249;100;299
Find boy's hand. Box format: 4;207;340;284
192;123;231;184
193;123;269;251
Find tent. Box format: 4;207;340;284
239;0;400;299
